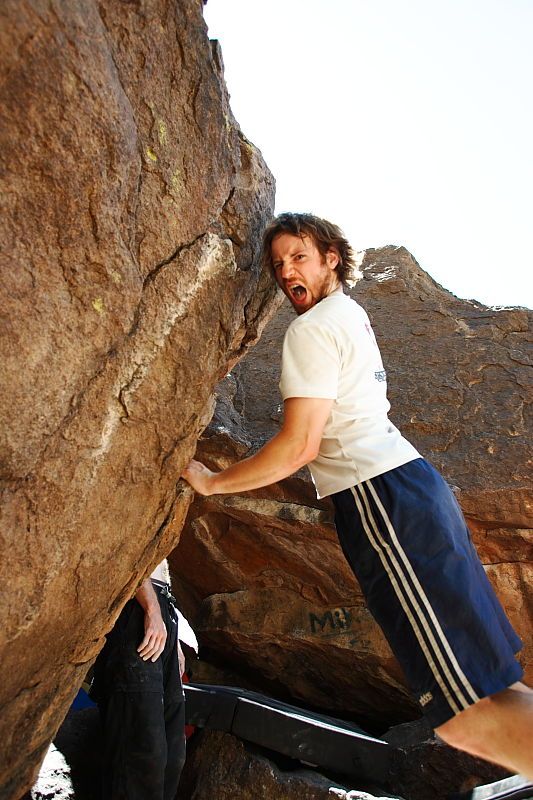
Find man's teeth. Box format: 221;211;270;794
290;285;306;299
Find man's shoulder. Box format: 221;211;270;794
282;296;365;359
288;293;363;334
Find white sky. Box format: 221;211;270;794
204;0;532;309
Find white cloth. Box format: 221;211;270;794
279;289;420;498
150;559;198;653
150;559;171;585
176;610;199;653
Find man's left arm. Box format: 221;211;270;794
181;396;333;496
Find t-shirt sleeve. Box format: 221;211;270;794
279;320;340;400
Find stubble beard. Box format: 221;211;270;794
292;271;340;315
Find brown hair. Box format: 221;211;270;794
261;212;361;287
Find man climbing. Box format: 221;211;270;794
182;212;532;779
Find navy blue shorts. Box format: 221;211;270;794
331;458;523;728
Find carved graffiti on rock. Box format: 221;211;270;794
309;607;354;636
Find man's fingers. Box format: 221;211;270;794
138;630;166;661
137;640;155;659
151;642;165;662
181;459;202;477
145;642;164;662
181;459;214;496
137;632;152;655
138;639;162;661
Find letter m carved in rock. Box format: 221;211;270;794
309;610;335;634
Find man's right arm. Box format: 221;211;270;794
135;578;167;662
181;395;333;496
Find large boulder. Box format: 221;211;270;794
170;246;532;727
0;2;278;797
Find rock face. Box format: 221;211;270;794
170;246;532;728
0;2;278;797
178;730;405;800
179;727;506;800
382;718;507;800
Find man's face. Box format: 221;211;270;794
271;232;340;315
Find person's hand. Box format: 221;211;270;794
137;606;167;662
181;459;217;496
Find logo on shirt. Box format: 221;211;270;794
374;370;387;382
418;691;433;707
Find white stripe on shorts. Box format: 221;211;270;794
352;481;480;717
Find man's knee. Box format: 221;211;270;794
434;696;495;757
435;716;477;752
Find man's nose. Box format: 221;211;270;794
280;261;295;279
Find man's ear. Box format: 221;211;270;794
325;248;340;271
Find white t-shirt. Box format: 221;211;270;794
279;289;420;498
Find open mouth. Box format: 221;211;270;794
288;284;307;302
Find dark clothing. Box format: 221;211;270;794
91;584;185;800
332;457;523;728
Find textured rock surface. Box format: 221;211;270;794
0;2;279;797
359;247;532;527
179;728;506;800
170;246;532;726
178;730;405;800
383;718;507;800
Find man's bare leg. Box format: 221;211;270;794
435;682;533;779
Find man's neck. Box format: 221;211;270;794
322;280;342;300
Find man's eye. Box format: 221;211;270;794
294;254;304;260
273;262;282;271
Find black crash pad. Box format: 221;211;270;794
184;682;396;782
